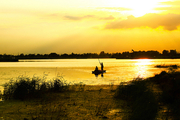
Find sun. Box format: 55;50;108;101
126;0;159;17
108;0;164;17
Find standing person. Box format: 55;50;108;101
100;62;104;71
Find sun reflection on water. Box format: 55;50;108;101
134;59;153;78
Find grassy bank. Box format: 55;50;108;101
1;71;180;119
1;84;120;120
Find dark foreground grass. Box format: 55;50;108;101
3;76;69;100
114;70;180;120
1;76;123;119
0;85;120;120
114;78;158;120
151;71;180;119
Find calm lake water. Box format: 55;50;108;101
0;59;180;91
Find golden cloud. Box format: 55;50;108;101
97;7;132;11
155;0;180;13
99;15;115;20
64;15;95;20
64;15;115;21
105;13;180;31
159;0;180;6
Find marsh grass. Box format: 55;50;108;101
0;91;2;100
151;71;180;119
1;75;122;119
114;78;158;120
3;76;69;100
26;98;67;120
114;71;180;120
0;85;121;120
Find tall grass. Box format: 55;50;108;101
3;76;69;100
115;71;180;119
152;71;180;119
114;78;158;120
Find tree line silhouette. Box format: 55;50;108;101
0;50;180;61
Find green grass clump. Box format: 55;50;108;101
114;78;158;120
3;76;69;100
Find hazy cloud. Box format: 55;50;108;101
99;15;115;20
159;0;180;6
155;7;180;11
64;15;115;21
105;13;180;31
97;7;132;11
64;15;95;20
155;0;180;12
48;13;60;17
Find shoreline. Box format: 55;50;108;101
1;58;180;62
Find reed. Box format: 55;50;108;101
152;71;180;119
114;78;158;120
3;76;69;100
114;71;180;119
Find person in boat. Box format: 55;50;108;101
100;62;104;71
95;66;98;71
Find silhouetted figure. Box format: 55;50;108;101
100;62;104;71
94;66;99;77
95;66;98;71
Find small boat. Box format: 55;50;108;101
92;70;106;75
92;59;106;76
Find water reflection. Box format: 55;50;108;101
93;72;104;77
134;59;152;78
0;59;180;87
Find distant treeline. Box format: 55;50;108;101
0;50;180;61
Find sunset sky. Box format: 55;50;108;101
1;0;180;54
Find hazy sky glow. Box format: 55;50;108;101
1;0;180;54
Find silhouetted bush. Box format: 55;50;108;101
152;71;180;119
3;76;69;100
115;71;180;119
114;78;158;120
